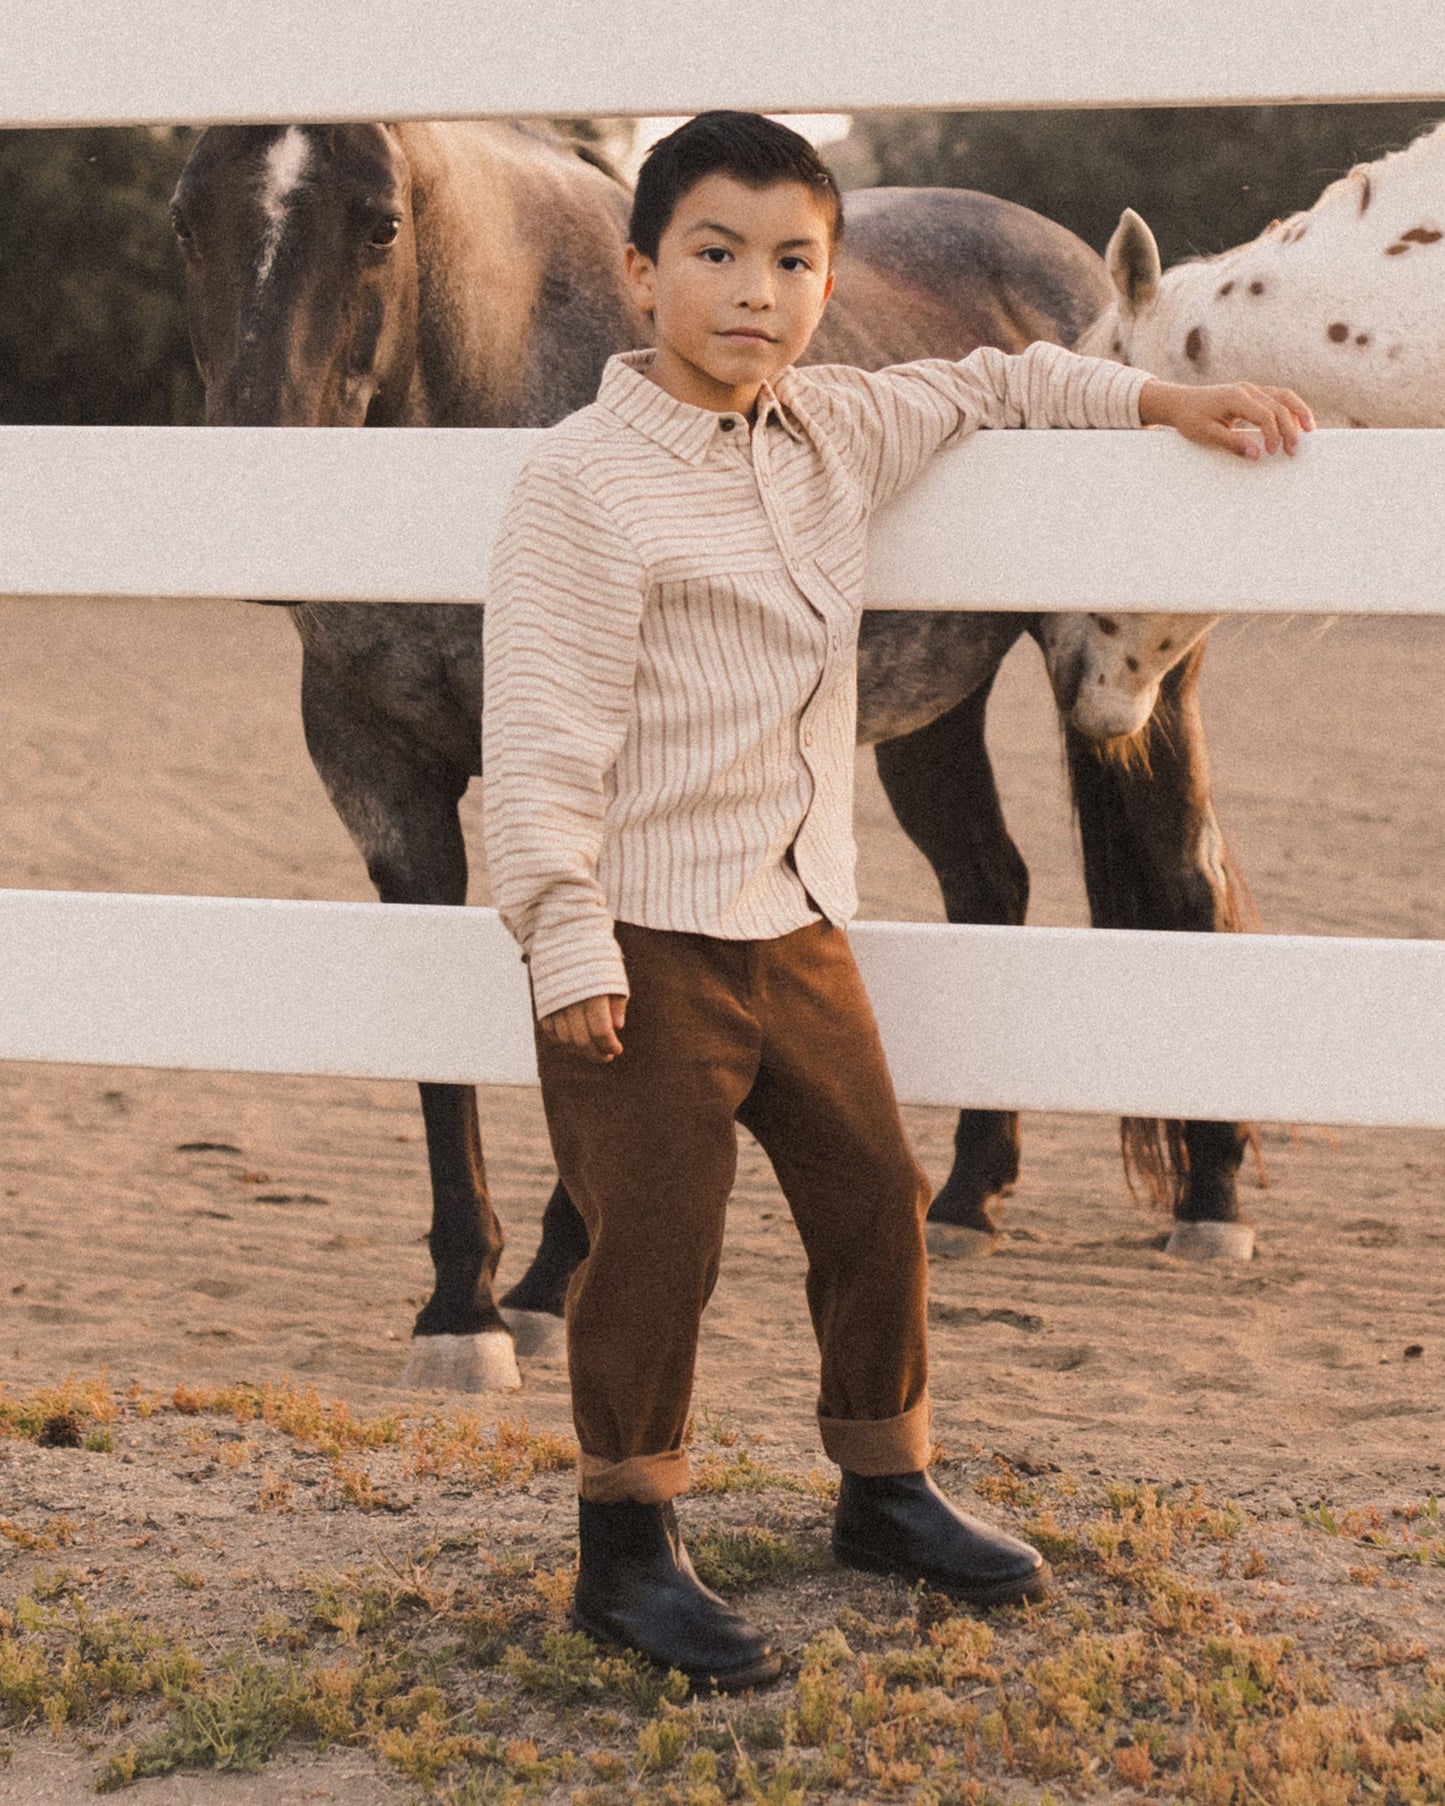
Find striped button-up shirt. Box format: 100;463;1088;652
482;342;1150;1019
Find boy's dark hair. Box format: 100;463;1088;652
629;111;844;261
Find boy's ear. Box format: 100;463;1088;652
623;243;656;317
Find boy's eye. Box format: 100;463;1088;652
780;256;811;272
700;247;732;263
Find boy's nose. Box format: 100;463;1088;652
736;265;775;308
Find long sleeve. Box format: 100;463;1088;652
814;339;1153;512
482;453;647;1021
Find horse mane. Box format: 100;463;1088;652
511;118;630;190
1164;115;1445;277
1065;708;1267;1214
569;139;628;187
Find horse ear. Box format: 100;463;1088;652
1105;208;1161;310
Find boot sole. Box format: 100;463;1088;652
569;1606;784;1695
832;1542;1053;1609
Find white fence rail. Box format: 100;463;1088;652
1;892;1440;1129
1;3;1441;1129
3;426;1445;613
2;0;1444;124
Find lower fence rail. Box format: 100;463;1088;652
0;888;1439;1128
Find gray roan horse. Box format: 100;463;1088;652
171;122;1255;1391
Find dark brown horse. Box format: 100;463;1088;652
171;121;1253;1390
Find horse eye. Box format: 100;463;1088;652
369;216;401;248
170;207;193;243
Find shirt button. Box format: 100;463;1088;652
758;467;770;485
802;729;813;747
720;418;735;431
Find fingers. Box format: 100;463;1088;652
539;995;626;1061
1203;416;1265;460
1276;387;1315;435
1221;383;1315;456
584;994;624;1060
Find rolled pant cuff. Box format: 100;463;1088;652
578;1448;690;1504
818;1397;933;1476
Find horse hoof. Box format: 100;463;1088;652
500;1308;566;1359
400;1330;522;1393
926;1223;999;1260
1165;1221;1255;1262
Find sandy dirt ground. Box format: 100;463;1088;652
0;598;1441;1800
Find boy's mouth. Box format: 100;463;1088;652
719;329;775;342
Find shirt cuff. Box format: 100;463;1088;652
1106;362;1154;429
526;920;631;1022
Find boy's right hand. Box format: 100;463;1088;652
1138;378;1314;458
540;993;628;1062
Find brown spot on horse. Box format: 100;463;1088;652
1358;173;1372;213
1217;279;1234;297
1327;322;1350;343
1400;226;1442;244
1184;326;1204;362
1248;279;1265;296
1355;332;1370;346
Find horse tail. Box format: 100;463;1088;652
1120;1117;1188;1212
1064;698;1266;1212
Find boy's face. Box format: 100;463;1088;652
625;173;835;417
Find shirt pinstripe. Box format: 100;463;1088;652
482;341;1151;1020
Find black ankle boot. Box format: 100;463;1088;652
833;1469;1050;1608
572;1499;783;1693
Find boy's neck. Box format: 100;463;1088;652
643;344;774;420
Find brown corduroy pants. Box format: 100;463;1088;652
534;918;934;1505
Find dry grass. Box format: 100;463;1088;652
4;1379;1445;1802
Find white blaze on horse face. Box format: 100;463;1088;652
254;127;311;290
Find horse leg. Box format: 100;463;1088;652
498;1181;590;1330
874;672;1027;1260
300;653;522;1389
1058;635;1255;1261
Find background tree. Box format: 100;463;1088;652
0;127;200;425
830;103;1445;266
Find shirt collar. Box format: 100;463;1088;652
596;348;806;465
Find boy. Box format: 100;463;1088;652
482;112;1311;1692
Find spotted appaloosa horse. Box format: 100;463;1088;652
1064;119;1445;728
172;122;1259;1391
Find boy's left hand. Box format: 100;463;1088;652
1138;378;1314;460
